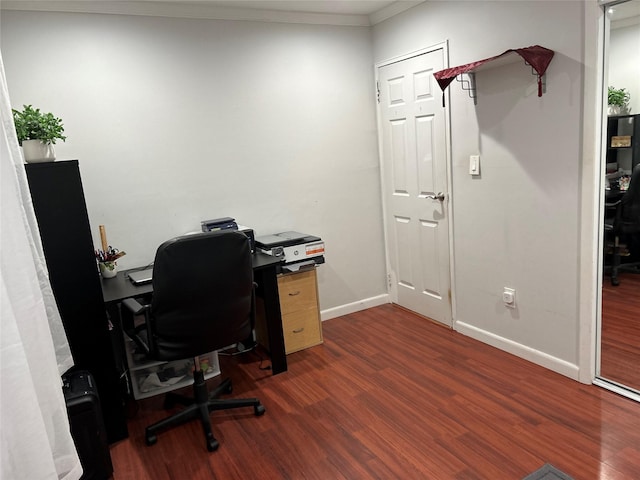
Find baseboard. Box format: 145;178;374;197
320;294;389;321
454;320;581;381
320;302;582;382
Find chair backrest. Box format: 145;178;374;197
621;164;640;227
148;231;254;361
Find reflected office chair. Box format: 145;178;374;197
122;231;265;452
605;164;640;286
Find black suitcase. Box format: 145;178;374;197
62;370;114;480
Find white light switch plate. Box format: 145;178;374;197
469;155;480;176
503;287;516;308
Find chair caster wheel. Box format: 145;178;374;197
145;434;157;446
612;278;620;286
206;437;219;452
255;404;266;416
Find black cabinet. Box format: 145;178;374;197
25;160;127;443
606;114;639;188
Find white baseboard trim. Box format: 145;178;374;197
320;294;390;321
454;320;581;381
319;303;583;383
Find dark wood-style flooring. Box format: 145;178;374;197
110;304;640;479
601;271;640;391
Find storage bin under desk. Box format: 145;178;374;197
123;335;220;400
256;268;323;354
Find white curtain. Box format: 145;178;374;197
0;54;82;480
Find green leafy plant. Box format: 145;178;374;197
608;86;630;108
12;104;67;145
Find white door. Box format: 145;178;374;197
377;48;452;326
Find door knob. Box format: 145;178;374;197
426;192;445;201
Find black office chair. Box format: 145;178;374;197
122;231;265;452
605;164;640;286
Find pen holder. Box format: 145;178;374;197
99;261;118;279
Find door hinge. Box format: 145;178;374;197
387;273;392;288
376;81;380;104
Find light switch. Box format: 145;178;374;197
469;155;480;176
503;287;516;308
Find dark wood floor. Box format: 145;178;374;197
601;271;640;390
110;304;640;479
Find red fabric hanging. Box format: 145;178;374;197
433;45;554;102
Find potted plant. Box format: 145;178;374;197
12;104;66;163
608;86;630;115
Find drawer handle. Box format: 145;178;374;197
292;328;305;334
288;291;301;296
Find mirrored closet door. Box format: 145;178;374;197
598;0;640;397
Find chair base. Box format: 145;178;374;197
145;370;265;452
604;233;640;286
605;256;640;286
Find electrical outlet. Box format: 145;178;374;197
503;287;516;308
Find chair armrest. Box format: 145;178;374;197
122;297;148;315
604;198;624;232
121;298;151;355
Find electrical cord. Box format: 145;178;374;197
255;349;272;371
217;342;272;371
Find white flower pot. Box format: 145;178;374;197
607;105;630;116
22;139;56;163
99;261;118;279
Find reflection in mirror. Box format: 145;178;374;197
599;0;640;396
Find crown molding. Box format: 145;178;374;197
0;0;424;26
612;15;640;29
369;1;422;25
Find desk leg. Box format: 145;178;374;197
102;303;129;442
256;266;287;375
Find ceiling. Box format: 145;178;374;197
0;0;426;26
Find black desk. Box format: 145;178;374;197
102;251;288;376
605;188;626;202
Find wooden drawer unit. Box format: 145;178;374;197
278;269;323;354
255;268;323;354
278;269;317;312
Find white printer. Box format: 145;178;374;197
255;231;325;270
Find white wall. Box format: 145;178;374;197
1;10;388;313
373;1;592;379
2;2;604;382
609;21;640;114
